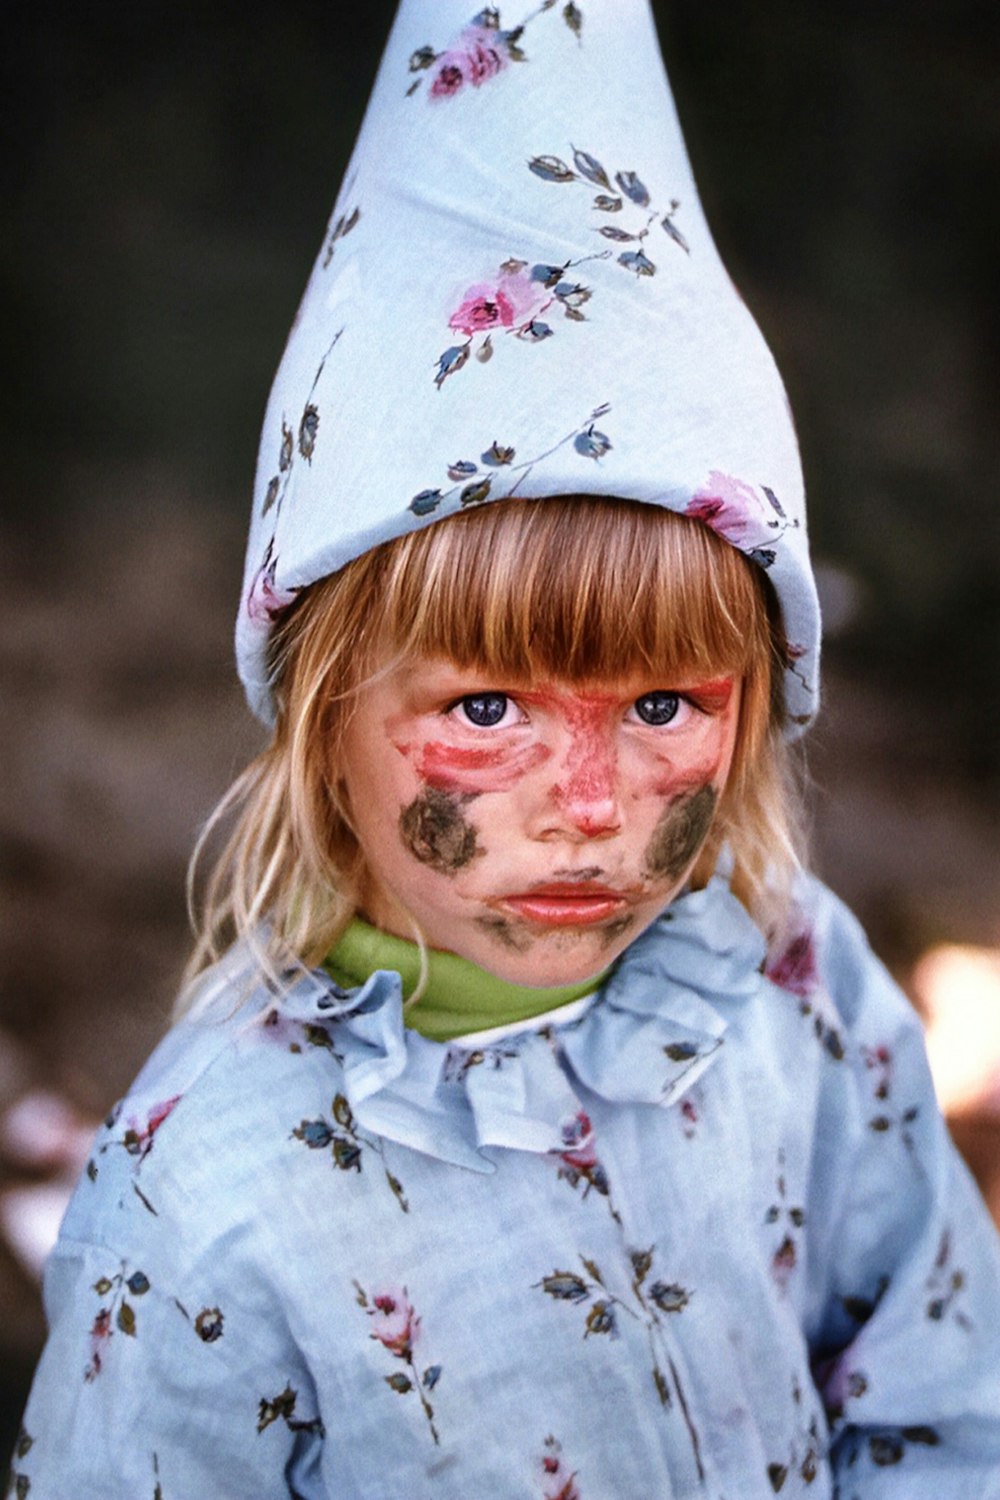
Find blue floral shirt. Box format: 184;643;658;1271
12;877;1000;1498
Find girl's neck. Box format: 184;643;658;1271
324;917;609;1042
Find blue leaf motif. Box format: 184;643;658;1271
294;1119;334;1149
540;1272;590;1302
298;405;319;461
575;426;612;460
762;485;787;519
528;155;576;184
532;263;566;286
435;345;470;389
423;1365;443;1390
261;475;280;517
661;214;690;254
447;460;479;481
519;320;553;341
409;489;442;517
572;148;610;189
615;170;650;207
619;249;656;277
409;45;437;73
482;442;515;466
554;281;590;310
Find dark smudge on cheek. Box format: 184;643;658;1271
398;788;484;875
643;784;718;881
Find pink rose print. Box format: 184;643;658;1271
553;1110;611;1203
369;1287;420;1358
679;1095;699;1138
686;471;787;558
539;1435;582;1500
449;267;547;336
430;25;511;98
862;1043;893;1102
356;1281;442;1443
436;254;601;387
123;1095;181;1160
246;541;299;627
558;1110;598;1172
766;926;819;1000
409;6;584;100
84;1265;153;1381
87;1306;113;1381
765;916;845;1059
90;1093;184;1215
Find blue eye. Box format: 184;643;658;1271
634;692;680;726
460;693;508;727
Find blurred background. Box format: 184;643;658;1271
2;0;998;1459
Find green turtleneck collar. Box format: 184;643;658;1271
323;918;608;1042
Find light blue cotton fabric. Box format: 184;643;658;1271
14;876;1000;1498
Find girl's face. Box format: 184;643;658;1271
341;655;742;987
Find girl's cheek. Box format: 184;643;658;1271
396;737;551;795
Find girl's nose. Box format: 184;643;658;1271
530;729;622;842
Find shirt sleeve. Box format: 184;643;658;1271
804;886;1000;1497
10;1235;327;1500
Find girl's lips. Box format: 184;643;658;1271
498;885;628;927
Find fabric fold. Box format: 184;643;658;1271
273;878;766;1171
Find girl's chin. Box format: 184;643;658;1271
459;916;640;989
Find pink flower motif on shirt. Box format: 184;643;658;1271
123;1095;181;1161
539;1435;582;1500
765;914;846;1060
356;1281;442;1444
766;925;819;1000
89;1093;184;1216
369;1287;420;1358
558;1110;598;1171
552;1109;612;1204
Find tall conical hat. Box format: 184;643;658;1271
237;0;820;732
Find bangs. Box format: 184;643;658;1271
367;497;775;684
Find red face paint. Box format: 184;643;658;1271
531;693;620;832
649;758;726;801
409;739;551;794
682;677;735;714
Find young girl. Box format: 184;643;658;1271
12;2;1000;1496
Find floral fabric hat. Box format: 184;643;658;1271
237;0;821;733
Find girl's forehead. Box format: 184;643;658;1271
375;650;741;693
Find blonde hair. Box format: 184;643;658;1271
181;498;805;1007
